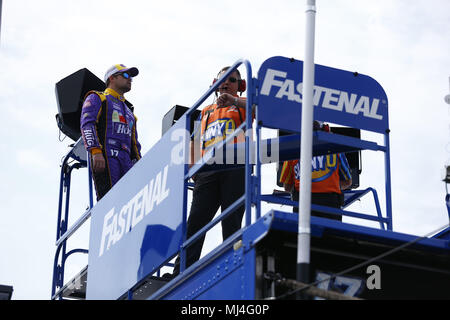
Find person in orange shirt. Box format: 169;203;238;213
170;66;247;277
279;123;352;221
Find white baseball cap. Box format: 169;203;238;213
104;64;139;82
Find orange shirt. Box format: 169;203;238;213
199;98;247;155
279;154;351;194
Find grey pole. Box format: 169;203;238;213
297;0;317;294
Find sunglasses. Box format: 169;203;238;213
226;76;239;83
212;75;240;87
117;72;131;79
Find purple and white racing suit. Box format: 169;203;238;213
80;88;141;200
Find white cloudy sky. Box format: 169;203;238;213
0;0;449;300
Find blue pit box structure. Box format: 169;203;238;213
51;57;450;300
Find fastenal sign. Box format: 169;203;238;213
257;56;389;134
86;116;189;300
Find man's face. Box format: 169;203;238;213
111;72;132;93
218;70;240;96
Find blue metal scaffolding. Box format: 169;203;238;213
52;57;449;300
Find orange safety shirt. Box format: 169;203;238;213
198;97;247;155
279;154;351;194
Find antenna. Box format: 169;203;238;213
444;77;450;186
297;0;317;294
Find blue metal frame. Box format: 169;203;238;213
342;188;385;230
149;208;274;300
384;131;393;230
253;57;393;231
447;194;450;219
51;57;417;300
260;189;388;230
51;139;93;299
270;210;449;253
148;57;396;299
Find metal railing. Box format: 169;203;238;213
51;139;92;299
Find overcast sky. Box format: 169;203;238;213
0;0;449;300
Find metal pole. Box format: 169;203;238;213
384;132;393;230
87;152;94;209
297;0;316;293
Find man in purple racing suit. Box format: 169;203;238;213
80;64;142;200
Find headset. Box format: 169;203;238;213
212;67;246;96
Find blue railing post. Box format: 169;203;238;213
52;142;91;299
56;158;67;241
87;153;94;209
244;61;254;227
384;131;393;230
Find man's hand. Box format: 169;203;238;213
217;93;237;107
340;178;352;191
92;152;106;173
283;183;294;193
